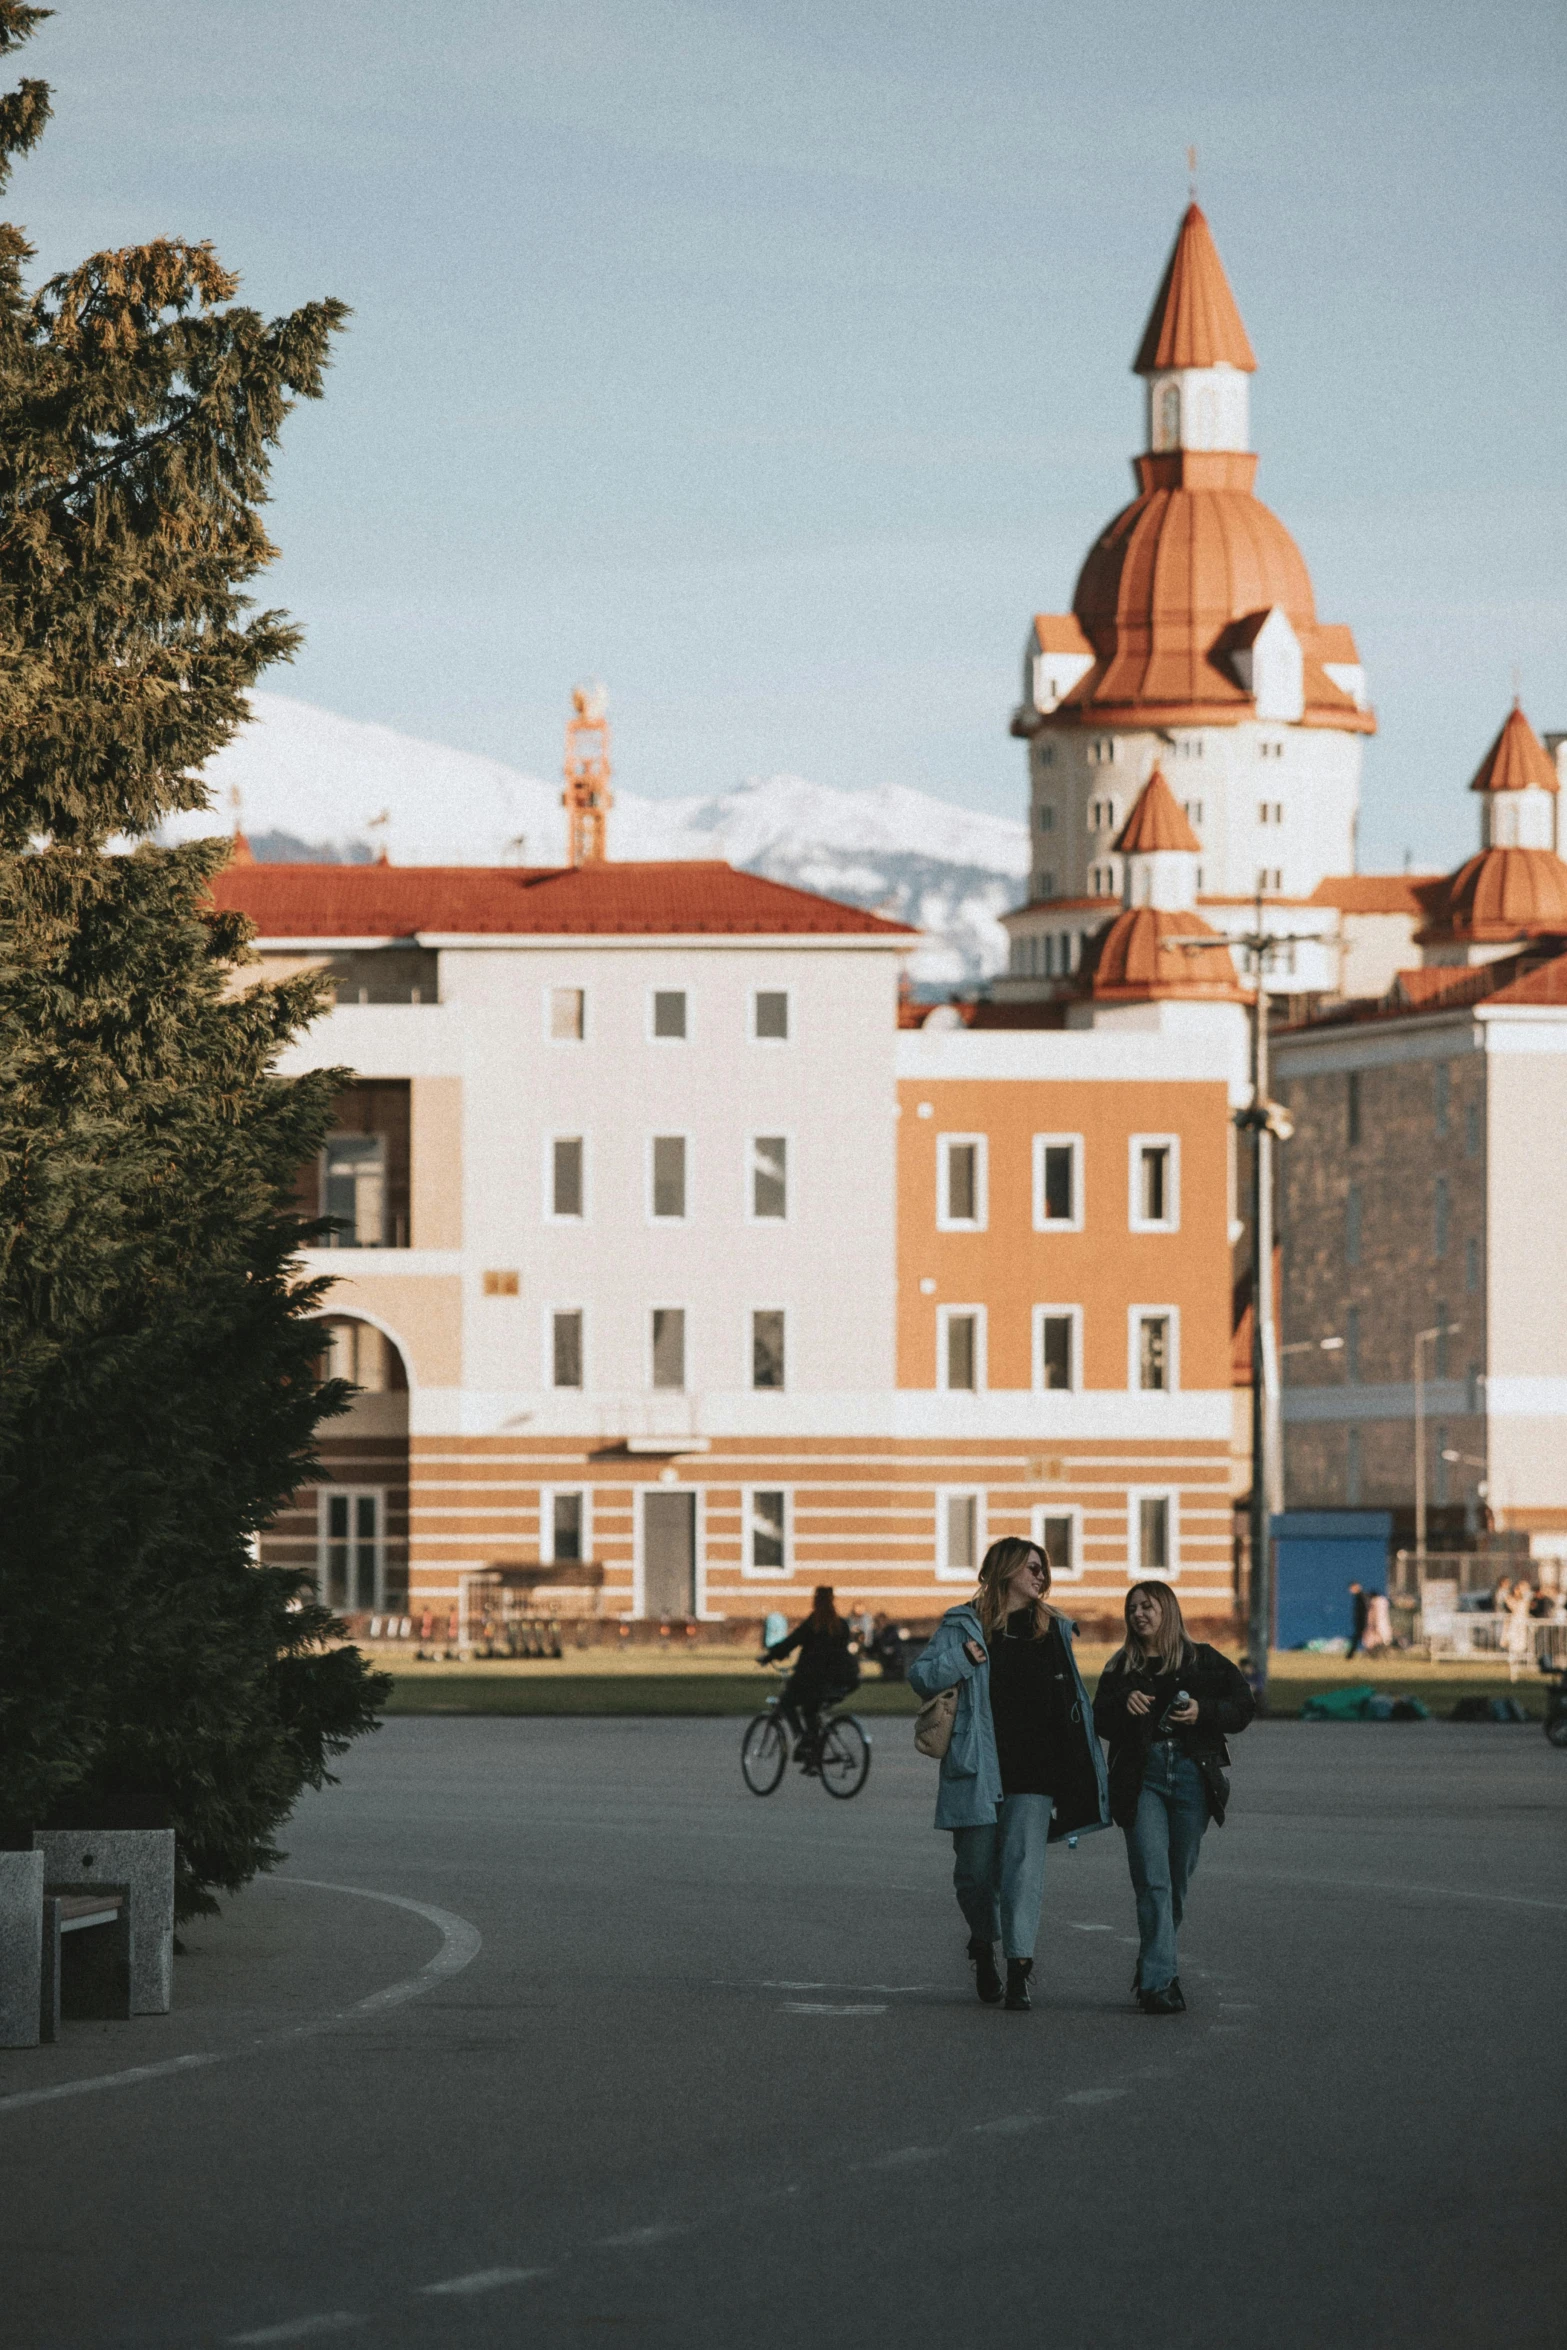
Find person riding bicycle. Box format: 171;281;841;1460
763;1585;860;1771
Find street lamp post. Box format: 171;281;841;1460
1413;1320;1463;1566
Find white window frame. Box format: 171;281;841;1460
540;1484;592;1567
1032;1303;1082;1395
544;984;587;1044
647;1132;691;1225
1129;1304;1180;1395
318;1485;385;1613
649;1303;689;1392
1127;1486;1180;1581
648;986;689;1044
1032;1134;1084;1232
750;987;792;1044
935;1487;986;1583
745;1131;792;1225
740;1485;791;1579
544;1132;589;1224
937;1303;987;1394
1128;1133;1181;1232
936;1133;988;1232
749;1304;787;1393
544;1304;587;1392
1031;1502;1084;1584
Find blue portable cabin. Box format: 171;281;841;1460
1269;1511;1394;1648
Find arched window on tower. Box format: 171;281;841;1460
1157;381;1181;449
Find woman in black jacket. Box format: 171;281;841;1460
764;1585;859;1770
1093;1582;1254;2015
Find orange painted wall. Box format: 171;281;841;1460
896;1079;1233;1392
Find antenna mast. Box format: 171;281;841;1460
563;683;612;867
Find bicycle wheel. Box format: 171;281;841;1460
818;1713;871;1799
741;1712;789;1795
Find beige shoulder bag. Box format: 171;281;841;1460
913;1683;960;1758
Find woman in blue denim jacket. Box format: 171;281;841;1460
908;1535;1109;2012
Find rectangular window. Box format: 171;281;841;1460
1137;1313;1171;1392
549;986;585;1042
1346;1070;1361;1148
1433;1426;1449;1509
1031;1506;1081;1582
652;989;687;1040
651;1136;687;1220
651;1308;686;1390
752;1309;785;1391
1433;1061;1449;1136
549;1491;584;1564
937;1491;981;1580
1129;1136;1179;1230
1345;1426;1362;1507
1137;1495;1170;1575
747;1489;787;1573
938;1135;986;1229
1465;1236;1480;1293
552;1309;583;1390
945;1311;978;1392
753;990;789;1041
551;1136;584;1219
1037;803;1055;833
751;1136;787;1220
1465;1100;1481;1157
1037;1311;1076;1392
321;1133;386;1249
1033;1135;1082;1229
1345;1304;1361;1384
321;1488;382;1613
1345;1185;1362;1266
1433;1175;1449;1260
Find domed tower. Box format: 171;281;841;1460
1002;204;1374;995
1417;701;1567;966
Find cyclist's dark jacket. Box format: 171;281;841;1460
766;1617;858;1706
1092;1642;1254;1828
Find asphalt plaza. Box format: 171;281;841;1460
2;1717;1564;2350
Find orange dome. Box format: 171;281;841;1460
1082;906;1243;1000
1468;702;1559;795
1434;846;1567;940
1064;454;1366;729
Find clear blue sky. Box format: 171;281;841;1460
15;0;1566;871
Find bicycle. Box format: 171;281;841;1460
740;1661;871;1799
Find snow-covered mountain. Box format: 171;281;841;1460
172;694;1028;982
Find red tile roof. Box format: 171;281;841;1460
210;860;916;940
1429;846;1567;941
1081;906;1244;1002
1031;614;1095;655
1469;701;1559;795
1309;874;1446;915
1289;942;1567;1031
1133;203;1258;375
1114;766;1202;855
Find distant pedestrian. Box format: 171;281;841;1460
763;1586;859;1769
1346;1581;1369;1657
907;1536;1108;2014
1365;1590;1393;1653
1093;1583;1255;2016
1505;1580;1534;1682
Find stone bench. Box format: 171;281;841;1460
40;1887;133;2041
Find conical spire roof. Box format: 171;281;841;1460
1113;766;1202;855
1133;203;1257;375
1469;701;1559;795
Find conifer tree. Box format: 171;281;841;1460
0;3;388;1915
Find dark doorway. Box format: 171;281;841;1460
644;1491;696;1617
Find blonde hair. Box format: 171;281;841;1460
1108;1580;1190;1676
973;1535;1057;1641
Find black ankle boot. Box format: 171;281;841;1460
967;1936;1003;2005
1004;1956;1033;2012
1137;1981;1182;2016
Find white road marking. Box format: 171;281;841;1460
419;2268;550;2296
970;2114;1044;2134
0;1882;481;2118
229;2317;364;2345
782;2002;887;2015
599;2224;689;2248
1060;2088;1126;2107
1067;1922;1114;1933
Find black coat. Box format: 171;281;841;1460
1092;1643;1255;1829
766;1617;858;1699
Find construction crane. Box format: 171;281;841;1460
562;683;612;866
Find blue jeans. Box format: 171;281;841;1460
951;1794;1051;1961
1125;1744;1209;1992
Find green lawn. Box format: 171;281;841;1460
383;1667;1548;1721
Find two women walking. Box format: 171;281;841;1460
909;1540;1253;2014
